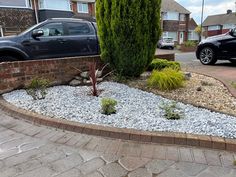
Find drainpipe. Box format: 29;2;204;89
34;0;39;24
0;25;3;37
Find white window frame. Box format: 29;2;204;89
208;25;221;31
0;0;32;9
77;2;89;14
39;0;71;11
180;14;185;21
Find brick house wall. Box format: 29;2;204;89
0;8;36;35
71;1;95;21
204;27;230;38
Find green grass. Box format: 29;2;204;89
148;68;185;91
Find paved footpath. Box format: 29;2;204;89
0;109;235;177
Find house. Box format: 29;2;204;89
161;0;191;44
0;0;95;36
202;10;236;38
188;18;199;41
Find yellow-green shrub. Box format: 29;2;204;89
148;68;184;91
148;59;181;71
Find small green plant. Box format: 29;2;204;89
148;59;181;71
27;78;49;100
231;82;236;89
183;40;197;47
148;68;185;91
160;101;184;120
101;98;118;115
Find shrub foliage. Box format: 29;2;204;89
160;101;184;120
148;68;185;91
101;98;118;115
27;78;49;100
96;0;162;77
148;59;181;71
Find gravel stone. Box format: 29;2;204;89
3;82;236;139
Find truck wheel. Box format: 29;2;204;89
0;56;18;62
199;47;217;65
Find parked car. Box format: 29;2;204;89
0;18;99;62
157;37;174;50
196;28;236;65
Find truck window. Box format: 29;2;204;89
39;23;64;37
67;22;92;35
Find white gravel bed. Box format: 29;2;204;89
3;82;236;139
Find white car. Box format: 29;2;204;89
157;37;175;50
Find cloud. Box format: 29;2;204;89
175;0;236;24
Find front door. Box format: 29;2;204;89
179;32;184;44
25;22;66;59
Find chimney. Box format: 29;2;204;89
227;9;232;14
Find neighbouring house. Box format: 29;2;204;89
161;0;191;44
202;10;236;38
188;18;199;41
0;0;95;36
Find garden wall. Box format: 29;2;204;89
0;55;103;94
0;54;174;94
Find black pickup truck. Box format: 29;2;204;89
0;18;99;62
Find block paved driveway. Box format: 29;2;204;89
0;109;235;177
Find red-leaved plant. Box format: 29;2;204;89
72;62;112;97
88;62;98;96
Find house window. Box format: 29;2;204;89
162;12;179;21
188;30;199;40
0;0;31;8
180;14;185;21
208;25;220;31
77;2;89;13
39;0;71;11
223;24;235;29
162;31;177;41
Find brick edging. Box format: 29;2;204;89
0;96;235;152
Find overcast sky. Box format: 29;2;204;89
175;0;236;24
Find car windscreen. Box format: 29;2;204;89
163;38;173;43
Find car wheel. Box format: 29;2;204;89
0;56;18;62
229;59;236;64
199;47;217;65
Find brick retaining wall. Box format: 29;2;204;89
0;55;102;94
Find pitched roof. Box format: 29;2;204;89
161;0;191;14
189;18;198;30
202;13;236;27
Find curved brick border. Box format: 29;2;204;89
0;96;236;152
